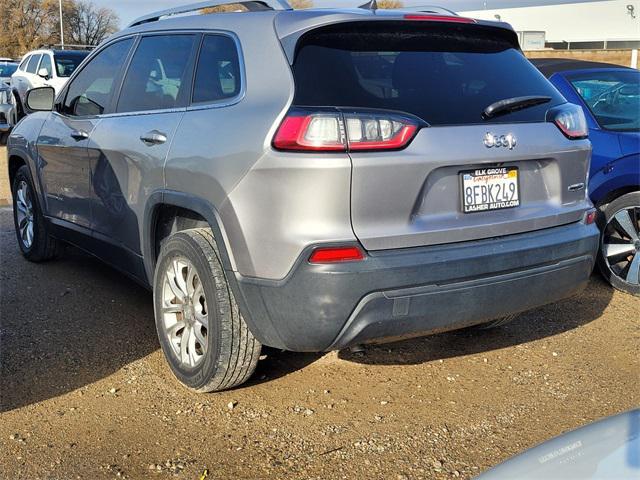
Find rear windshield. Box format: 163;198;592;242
54;52;89;77
292;22;565;126
0;63;18;77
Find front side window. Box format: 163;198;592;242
39;55;53;77
117;35;196;113
192;35;241;104
26;54;42;74
63;39;134;117
19;56;30;71
570;70;640;131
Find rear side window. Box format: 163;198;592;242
26;54;42;74
192;35;242;104
117;35;196;113
39;55;53;77
293;22;565;126
63;39;134;117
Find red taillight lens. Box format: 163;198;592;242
404;14;476;23
547;103;588;139
584;208;597;225
272;112;346;152
273;108;422;153
309;246;366;264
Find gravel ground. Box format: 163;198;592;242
0;204;639;480
0;147;11;205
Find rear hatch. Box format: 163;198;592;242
288;19;592;250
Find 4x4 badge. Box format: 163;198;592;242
484;132;517;150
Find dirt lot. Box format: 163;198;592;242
0;147;10;205
0;154;639;479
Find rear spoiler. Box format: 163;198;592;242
276;14;520;64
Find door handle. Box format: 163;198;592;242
70;130;89;141
140;131;167;146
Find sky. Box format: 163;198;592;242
93;0;604;27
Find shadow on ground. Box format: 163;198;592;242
338;275;614;365
0;207;615;409
0;236;158;412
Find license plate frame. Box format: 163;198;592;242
459;166;521;214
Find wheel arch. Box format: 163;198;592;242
143;191;238;284
143;191;274;347
8;154;27;186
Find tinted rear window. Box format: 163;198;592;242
292;22;564;126
54;52;88;77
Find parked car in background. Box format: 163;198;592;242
478;408;640;479
0;81;16;144
533;59;640;296
8;1;599;392
11;49;89;119
0;60;19;85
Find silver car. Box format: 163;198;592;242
7;1;599;392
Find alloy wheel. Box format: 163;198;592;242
160;257;209;368
15;180;34;249
602;206;640;286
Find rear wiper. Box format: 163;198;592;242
482;96;552;119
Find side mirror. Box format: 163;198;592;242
26;86;55;112
37;68;50;80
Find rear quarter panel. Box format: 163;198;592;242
164;16;354;280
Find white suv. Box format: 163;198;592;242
11;49;89;117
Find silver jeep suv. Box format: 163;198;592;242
7;1;599;392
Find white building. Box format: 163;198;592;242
460;0;640;50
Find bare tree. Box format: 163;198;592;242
0;0;59;57
65;0;119;46
289;0;313;8
0;0;119;58
202;0;313;14
376;0;404;8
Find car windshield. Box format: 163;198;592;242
569;69;640;131
54;52;89;78
0;63;18;77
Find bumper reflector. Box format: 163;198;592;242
309;246;365;264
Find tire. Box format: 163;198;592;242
153;228;261;392
474;314;518;330
597;191;640;297
0;131;8;146
11;165;59;261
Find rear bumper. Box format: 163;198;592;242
234;222;599;352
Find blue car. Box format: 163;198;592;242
533;59;640;296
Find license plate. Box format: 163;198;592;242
460;167;520;213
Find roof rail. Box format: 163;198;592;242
128;0;292;28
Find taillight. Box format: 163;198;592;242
272;108;422;153
403;14;476;24
547;103;588;139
